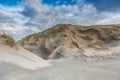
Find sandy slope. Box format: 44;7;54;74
0;40;120;80
0;58;120;80
0;44;51;70
17;24;120;59
0;46;120;80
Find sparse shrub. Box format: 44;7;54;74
0;34;16;47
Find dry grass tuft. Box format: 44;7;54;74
0;34;16;47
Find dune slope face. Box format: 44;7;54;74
18;24;120;59
0;34;50;70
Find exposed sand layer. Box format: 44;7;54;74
0;44;51;70
18;24;120;59
84;46;120;58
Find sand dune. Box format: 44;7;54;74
0;44;51;70
0;34;120;80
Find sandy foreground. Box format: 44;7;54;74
0;58;120;80
0;45;51;70
0;41;120;80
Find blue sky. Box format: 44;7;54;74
0;0;22;6
0;0;120;40
42;0;76;6
1;0;120;11
0;0;76;6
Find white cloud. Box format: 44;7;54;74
96;12;120;24
0;23;27;34
0;4;40;40
0;5;28;24
0;0;120;40
22;0;120;29
0;23;39;40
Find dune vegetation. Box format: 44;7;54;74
0;34;16;47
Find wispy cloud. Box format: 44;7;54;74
22;0;120;28
0;0;120;40
0;4;39;40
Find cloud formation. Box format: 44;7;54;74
86;0;120;12
0;0;120;40
0;5;39;40
22;0;120;28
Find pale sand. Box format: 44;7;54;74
84;47;120;57
0;58;120;80
0;44;51;70
0;41;120;80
